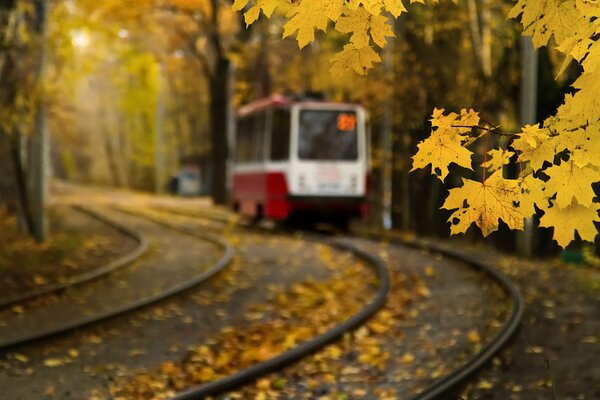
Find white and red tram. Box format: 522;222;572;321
231;94;370;223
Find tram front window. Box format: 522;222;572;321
298;110;358;161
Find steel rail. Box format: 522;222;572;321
157;209;523;400
168;237;390;400
380;234;525;400
0;206;234;350
0;205;148;308
114;207;389;398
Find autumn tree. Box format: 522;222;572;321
164;0;241;205
0;0;48;240
385;2;523;236
46;0;212;191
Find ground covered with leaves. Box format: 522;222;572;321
0;205;138;301
453;241;600;400
100;207;509;400
4;186;597;400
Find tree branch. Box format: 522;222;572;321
451;124;518;137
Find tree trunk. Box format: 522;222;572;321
11;133;34;233
466;0;492;79
209;57;230;205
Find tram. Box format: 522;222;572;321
231;94;370;224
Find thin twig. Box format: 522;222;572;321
451;124;519;137
519;334;558;400
483;130;489;183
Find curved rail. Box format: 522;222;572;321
157;208;523;400
168;238;390;400
369;233;524;400
0;205;149;308
0;207;234;350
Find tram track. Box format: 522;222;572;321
1;200;523;399
122;206;390;400
1;200;389;400
0;205;149;309
373;232;524;400
149;206;523;400
0;205;233;350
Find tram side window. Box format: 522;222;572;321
236;113;266;163
270;108;290;161
235;117;252;163
252;112;266;162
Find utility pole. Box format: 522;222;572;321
226;61;235;198
517;36;538;257
380;32;394;230
29;0;48;242
155;61;165;194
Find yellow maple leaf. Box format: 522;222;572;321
555;19;595;76
539;202;600;247
486;148;514;173
566;124;600;168
43;358;65;367
347;0;383;14
242;0;282;25
231;0;250;11
458;108;481;131
411;108;482;180
582;39;600;73
517;173;547;214
430;108;480;134
411;128;473;181
335;7;394;48
544;163;598;208
283;0;344;48
383;0;407;17
569;71;600;123
467;329;481;344
329;43;381;75
512;124;557;172
442;172;531;236
509;0;581;48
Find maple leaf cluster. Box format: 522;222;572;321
411;0;600;247
231;0;436;75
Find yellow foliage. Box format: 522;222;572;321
511;124;557;172
336;7;394;48
283;0;344;48
410;0;600;248
508;0;580;47
486;148;514;173
539;203;600;247
329;43;381;76
232;0;600;247
544;163;597;208
410;108;479;181
442;172;533;236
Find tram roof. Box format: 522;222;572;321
237;94;362;117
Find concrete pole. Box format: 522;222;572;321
155;61;165;194
380;34;393;230
517;36;538;257
226;61;235;198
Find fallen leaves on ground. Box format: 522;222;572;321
106;249;416;400
0;206;137;298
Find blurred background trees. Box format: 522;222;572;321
0;0;582;253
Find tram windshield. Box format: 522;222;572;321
298;110;359;161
